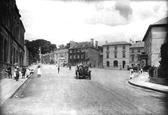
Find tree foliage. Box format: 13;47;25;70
25;39;57;63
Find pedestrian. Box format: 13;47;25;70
69;64;71;70
58;65;60;73
6;65;12;79
37;65;41;77
14;66;19;81
22;66;26;78
129;68;134;79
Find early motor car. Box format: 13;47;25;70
75;65;91;80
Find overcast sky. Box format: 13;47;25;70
16;0;168;46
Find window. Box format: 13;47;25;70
115;46;117;50
123;51;125;58
132;49;134;53
106;52;109;58
113;60;118;67
77;55;79;59
107;46;109;50
114;52;117;58
74;55;76;59
132;55;134;62
70;50;72;53
123;46;125;49
70;55;72;59
106;61;110;67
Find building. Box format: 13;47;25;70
69;39;99;67
41;48;69;66
23;45;29;66
130;41;144;69
103;41;131;70
0;0;25;79
142;17;168;67
54;49;69;66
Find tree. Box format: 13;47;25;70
25;39;57;63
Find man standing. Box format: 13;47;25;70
58;65;60;73
6;66;12;79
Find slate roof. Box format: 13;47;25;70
103;41;131;46
153;17;168;25
69;42;91;49
130;41;144;48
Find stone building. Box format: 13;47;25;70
142;17;168;67
103;41;131;70
54;49;69;66
0;0;25;79
130;41;144;69
69;39;99;67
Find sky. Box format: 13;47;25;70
16;0;168;46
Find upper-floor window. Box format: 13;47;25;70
132;55;134;61
132;49;134;53
107;46;109;50
70;50;72;53
123;51;125;58
123;46;125;50
70;55;72;59
106;52;109;58
115;46;117;50
114;52;117;58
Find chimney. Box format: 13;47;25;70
70;41;75;47
90;38;94;47
95;41;98;48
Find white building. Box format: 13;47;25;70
103;41;131;70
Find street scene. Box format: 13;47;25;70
1;65;168;115
0;0;168;115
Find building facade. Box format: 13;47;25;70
54;49;68;66
103;41;131;70
0;0;25;79
130;41;144;69
69;39;99;67
142;17;168;67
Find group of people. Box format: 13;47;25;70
5;65;31;81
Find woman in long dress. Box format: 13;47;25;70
37;65;41;77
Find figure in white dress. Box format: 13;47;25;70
37;65;41;77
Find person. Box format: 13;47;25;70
37;65;41;77
22;66;26;78
6;66;12;79
129;68;134;79
58;65;60;73
69;64;71;70
14;66;19;81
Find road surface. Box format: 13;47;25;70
1;64;168;115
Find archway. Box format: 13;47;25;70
114;60;118;67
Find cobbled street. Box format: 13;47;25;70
1;65;167;115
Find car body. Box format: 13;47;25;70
75;65;91;79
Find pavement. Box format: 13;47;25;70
128;72;168;94
0;64;37;105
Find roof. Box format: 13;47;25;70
103;41;131;46
153;17;168;25
142;17;168;41
69;42;91;49
130;41;144;48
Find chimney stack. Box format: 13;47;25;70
95;41;98;48
91;38;94;47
